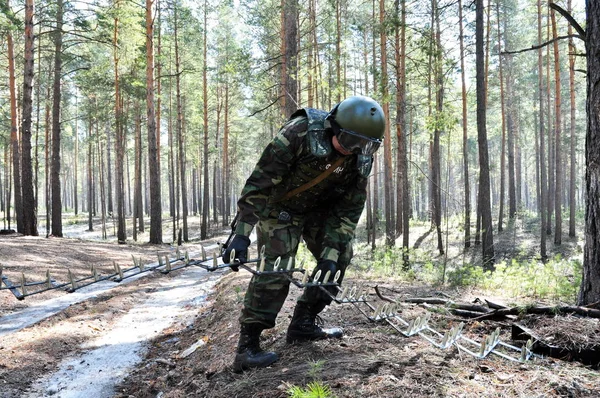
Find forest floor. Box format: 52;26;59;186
0;214;599;397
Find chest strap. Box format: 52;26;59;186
272;156;347;204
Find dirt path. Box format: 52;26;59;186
0;231;228;398
23;267;219;398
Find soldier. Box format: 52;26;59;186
223;96;385;372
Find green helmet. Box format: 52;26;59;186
328;95;385;140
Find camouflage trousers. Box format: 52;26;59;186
239;211;353;329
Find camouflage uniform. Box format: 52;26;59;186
235;108;372;329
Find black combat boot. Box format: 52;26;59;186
233;324;279;373
286;302;343;343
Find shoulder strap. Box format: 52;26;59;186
272;156;347;203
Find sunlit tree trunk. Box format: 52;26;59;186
476;0;494;266
201;0;209;239
51;0;64;237
87;113;93;232
281;0;298;119
458;0;470;248
21;0;37;235
579;0;600;305
395;0;409;264
432;0;443;254
146;0;162;243
568;0;577;237
7;0;23;234
550;4;562;245
496;1;507;232
113;7;126;242
173;3;187;242
537;0;547;259
380;0;394;246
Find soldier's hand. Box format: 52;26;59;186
223;234;250;272
308;259;339;302
313;259;338;283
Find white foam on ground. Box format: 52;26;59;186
24;266;219;398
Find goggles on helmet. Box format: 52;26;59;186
335;126;382;155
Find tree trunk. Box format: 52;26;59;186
21;0;37;235
579;0;600;305
114;11;126;243
7;1;23;234
432;0;443;254
156;0;162;188
537;0;547;259
506;62;517;219
458;0;471;248
134;105;144;237
44;86;51;237
546;16;554;236
380;0;394;246
174;4;187;242
395;0;409;264
224;77;231;225
51;0;64;237
146;0;162;243
281;0;298;119
551;5;563;245
74;99;79;215
497;1;507;232
87;115;93;232
34;18;42;216
568;0;577;238
201;0;209;239
476;0;494;267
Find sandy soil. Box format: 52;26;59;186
1;214;599;398
0;228;225;398
115;273;600;398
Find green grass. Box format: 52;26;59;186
288;381;334;398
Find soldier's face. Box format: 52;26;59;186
332;135;353;156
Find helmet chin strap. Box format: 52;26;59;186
332;135;352;156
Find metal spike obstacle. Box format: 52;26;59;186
0;243;536;365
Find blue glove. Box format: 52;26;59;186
223;234;250;271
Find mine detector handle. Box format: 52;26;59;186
220;213;239;256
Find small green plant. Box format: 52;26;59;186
288;381;334;398
307;359;325;380
234;286;242;302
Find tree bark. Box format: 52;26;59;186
395;0;409;265
537;0;547;259
280;0;298;119
87;114;93;232
497;1;507;232
146;0;162;243
7;0;23;234
380;0;395;246
432;0;443;254
21;0;37;235
476;0;494;267
174;3;187;242
579;0;600;305
114;9;126;243
201;0;209;240
551;5;563;245
458;0;471;248
568;0;577;238
51;0;64;237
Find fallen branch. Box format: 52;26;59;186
374;285;396;303
403;297;492;313
472;305;600;321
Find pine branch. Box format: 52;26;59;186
502;34;582;55
549;2;586;39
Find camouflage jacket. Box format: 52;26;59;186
235;108;372;262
